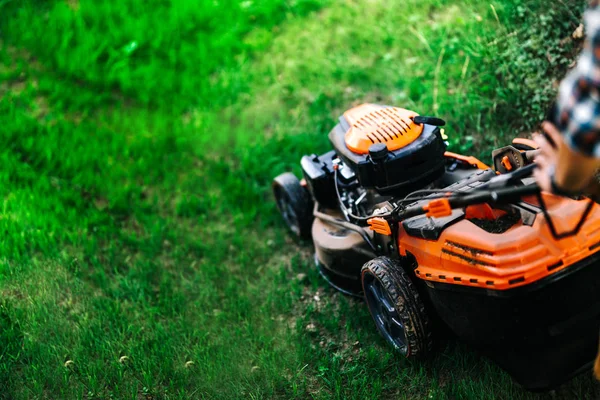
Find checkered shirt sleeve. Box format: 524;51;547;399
556;2;600;157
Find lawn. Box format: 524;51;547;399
0;0;597;398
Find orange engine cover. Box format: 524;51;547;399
343;104;424;154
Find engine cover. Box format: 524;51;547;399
330;103;447;196
343;104;424;154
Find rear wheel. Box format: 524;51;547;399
361;256;434;358
273;172;314;239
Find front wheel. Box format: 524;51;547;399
361;256;434;359
272;172;314;239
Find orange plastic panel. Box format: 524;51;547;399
368;217;392;236
424;199;452;218
444;152;490;170
399;194;600;290
465;204;500;220
343;104;424;154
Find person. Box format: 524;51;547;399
532;1;600;380
534;2;600;200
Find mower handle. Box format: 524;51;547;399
479;163;537;190
393;177;596;241
396;183;541;221
373;159;595;241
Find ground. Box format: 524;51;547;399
0;0;597;399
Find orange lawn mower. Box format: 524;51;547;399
272;103;600;391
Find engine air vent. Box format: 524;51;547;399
343;104;424;154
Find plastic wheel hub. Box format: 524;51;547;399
363;273;407;354
275;190;300;235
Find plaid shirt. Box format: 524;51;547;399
556;2;600;157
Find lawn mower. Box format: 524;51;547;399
272;103;600;391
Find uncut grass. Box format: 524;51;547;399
0;0;597;398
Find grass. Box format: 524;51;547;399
0;0;596;398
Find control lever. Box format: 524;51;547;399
413;116;446;126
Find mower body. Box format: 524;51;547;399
400;185;600;390
274;103;600;390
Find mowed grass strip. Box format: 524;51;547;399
0;0;597;399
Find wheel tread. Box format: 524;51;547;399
362;256;434;358
273;172;314;239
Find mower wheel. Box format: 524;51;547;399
273;172;314;239
361;256;433;359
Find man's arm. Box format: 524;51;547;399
535;3;600;194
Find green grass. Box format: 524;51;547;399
0;0;596;398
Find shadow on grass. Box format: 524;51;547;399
289;260;600;399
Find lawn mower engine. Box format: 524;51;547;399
297;104;449;294
273;103;600;391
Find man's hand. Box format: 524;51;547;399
532;121;600;195
532;122;561;193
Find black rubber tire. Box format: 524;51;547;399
272;172;314;239
361;256;434;359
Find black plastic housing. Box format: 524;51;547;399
300;150;338;209
425;252;600;391
329;117;447;196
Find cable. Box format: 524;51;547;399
313;206;376;251
333;162;544;226
535;192;595;240
334;166;469;222
333;166;374;222
398;188;466;204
